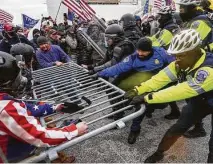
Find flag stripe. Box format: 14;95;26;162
62;0;88;21
0;9;13;23
80;0;96;17
153;0;163;9
80;0;96;14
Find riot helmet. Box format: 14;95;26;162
119;13;136;29
0;51;27;94
10;43;35;66
176;0;201;21
105;24;124;46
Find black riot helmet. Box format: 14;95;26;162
10;43;35;64
105;24;124;45
119;13;136;30
105;24;124;37
0;51;23;92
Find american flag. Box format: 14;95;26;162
153;0;163;10
169;0;176;10
143;0;150;15
141;13;149;23
0;9;13;23
62;0;88;21
80;0;96;19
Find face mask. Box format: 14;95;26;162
34;34;40;40
7;31;17;37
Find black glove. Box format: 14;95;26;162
87;65;94;70
88;69;95;75
124;89;138;100
129;94;147;106
90;73;99;80
60;102;84;114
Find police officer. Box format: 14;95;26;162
85;24;135;73
0;51;88;162
177;0;213;51
177;0;213;138
95;38;180;140
10;43;37;97
148;6;180;50
125;29;213;163
119;13;142;46
201;0;213;24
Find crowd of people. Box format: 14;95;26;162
0;0;213;162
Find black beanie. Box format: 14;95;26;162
136;37;152;51
37;36;49;46
33;29;40;36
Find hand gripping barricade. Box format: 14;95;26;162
15;62;145;163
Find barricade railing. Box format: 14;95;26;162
18;61;145;163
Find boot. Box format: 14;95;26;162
128;130;140;144
144;151;164;163
184;123;207;138
164;103;180;120
52;152;76;163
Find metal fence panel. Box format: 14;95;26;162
18;61;145;163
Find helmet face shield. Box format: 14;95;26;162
104;34;114;46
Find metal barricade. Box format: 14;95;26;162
19;62;145;163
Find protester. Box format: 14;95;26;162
36;36;71;68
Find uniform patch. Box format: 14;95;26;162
191;21;200;29
123;57;129;63
195;70;209;84
155;59;160;65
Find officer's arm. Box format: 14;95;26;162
94;47;123;72
98;56;133;77
145;67;213;104
135;62;177;95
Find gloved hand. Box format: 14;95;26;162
87;65;94;70
124;89;138;100
55;102;83;114
88;69;95;75
129;94;147;106
90;73;99;80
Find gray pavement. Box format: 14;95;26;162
64;101;211;163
